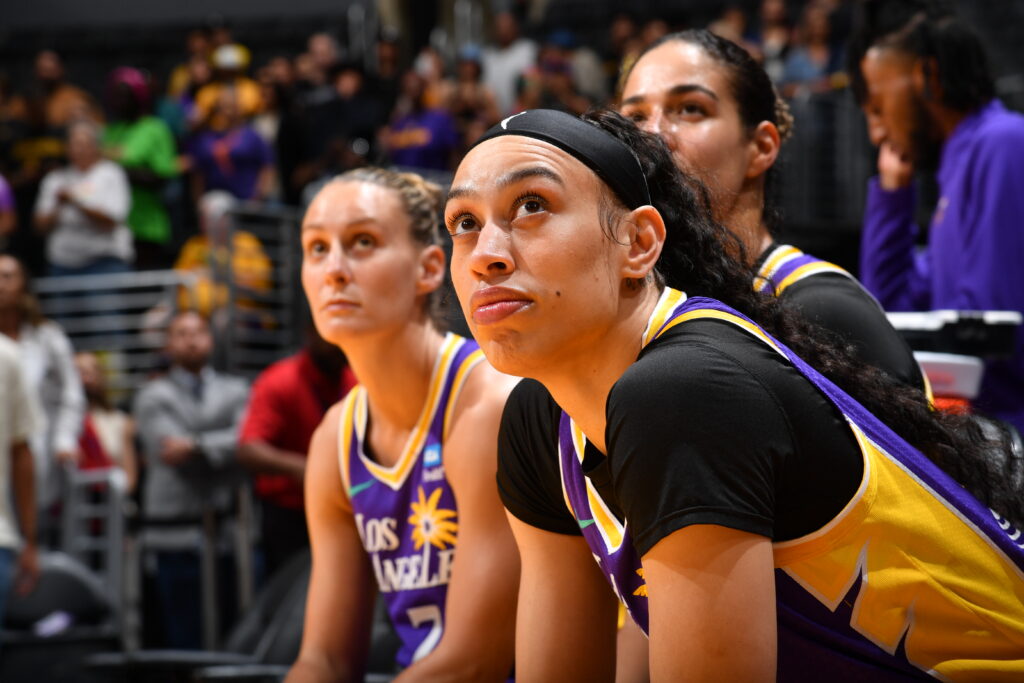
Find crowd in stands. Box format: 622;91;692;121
0;0;987;653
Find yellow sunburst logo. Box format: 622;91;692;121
633;568;648;597
408;486;458;551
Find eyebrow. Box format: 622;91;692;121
446;166;564;203
621;83;719;107
301;217;379;232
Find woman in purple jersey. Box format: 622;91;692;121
618;29;924;393
445;109;1023;681
288;168;519;681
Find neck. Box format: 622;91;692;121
0;309;21;338
536;285;661;454
721;184;774;265
934;104;971;141
341;319;445;432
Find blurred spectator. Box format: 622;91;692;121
413;45;450;110
166;54;214;141
0;173;15;250
187;89;275;201
0;254;85;541
754;0;793;83
293;63;386;194
0;73;29;173
851;0;1024;435
446;46;501;148
103;67;179;270
604;12;642;95
366;30;402;119
381;71;460;173
74;351;138;493
174;190;272;326
518;41;592;116
708;4;761;58
302;32;343;108
29;50;103;130
640;18;671;48
551;28;608;104
482;11;539;115
781;3;845;97
0;334;39;625
237;324;356;577
33;120;134;276
167;28;213;99
134;309;248;649
192;44;262;132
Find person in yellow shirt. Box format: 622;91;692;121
174;190;271;324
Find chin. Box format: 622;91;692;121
477;330;549;380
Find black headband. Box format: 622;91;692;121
470;109;652;210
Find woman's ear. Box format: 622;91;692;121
416;244;447;295
746;121;781;180
621;205;666;281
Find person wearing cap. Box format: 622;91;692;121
445;108;1024;680
103;67;179;269
192;43;262;132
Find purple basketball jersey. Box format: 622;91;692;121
338;333;483;668
558;288;1024;680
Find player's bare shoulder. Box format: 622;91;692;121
453;357;521;427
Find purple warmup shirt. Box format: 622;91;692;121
860;99;1024;433
386;109;460;172
189;125;273;200
0;175;14;212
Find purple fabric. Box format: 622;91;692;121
189;126;272;200
386;109;460;172
344;338;478;668
557;413;649;633
860;100;1024;432
0;175;14;212
566;294;1024;678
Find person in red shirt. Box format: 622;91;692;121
238;323;356;576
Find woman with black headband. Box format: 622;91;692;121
445;108;1024;681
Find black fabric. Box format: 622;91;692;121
751;243;925;392
781;275;926;391
470;109;652;209
498;318;864;557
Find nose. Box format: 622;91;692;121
639;109;677;151
324;243;352;284
466;220;514;279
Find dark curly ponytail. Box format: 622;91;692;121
583;108;1024;529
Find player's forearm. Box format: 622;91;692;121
237;440;306;480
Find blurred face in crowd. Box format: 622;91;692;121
187;54;213;90
264;56;295;88
621;40;767;219
67;123;102;170
301;181;444;345
74;352;107;403
0;255;27;310
215;89;242;127
446;136;631;378
186;29;211;58
309;33;339;71
761;0;786;25
860;46;942;168
494;12;520;48
35;50;64;87
166;311;213;372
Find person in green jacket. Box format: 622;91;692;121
103;67;179;269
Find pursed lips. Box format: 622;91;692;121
470;286;532;324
